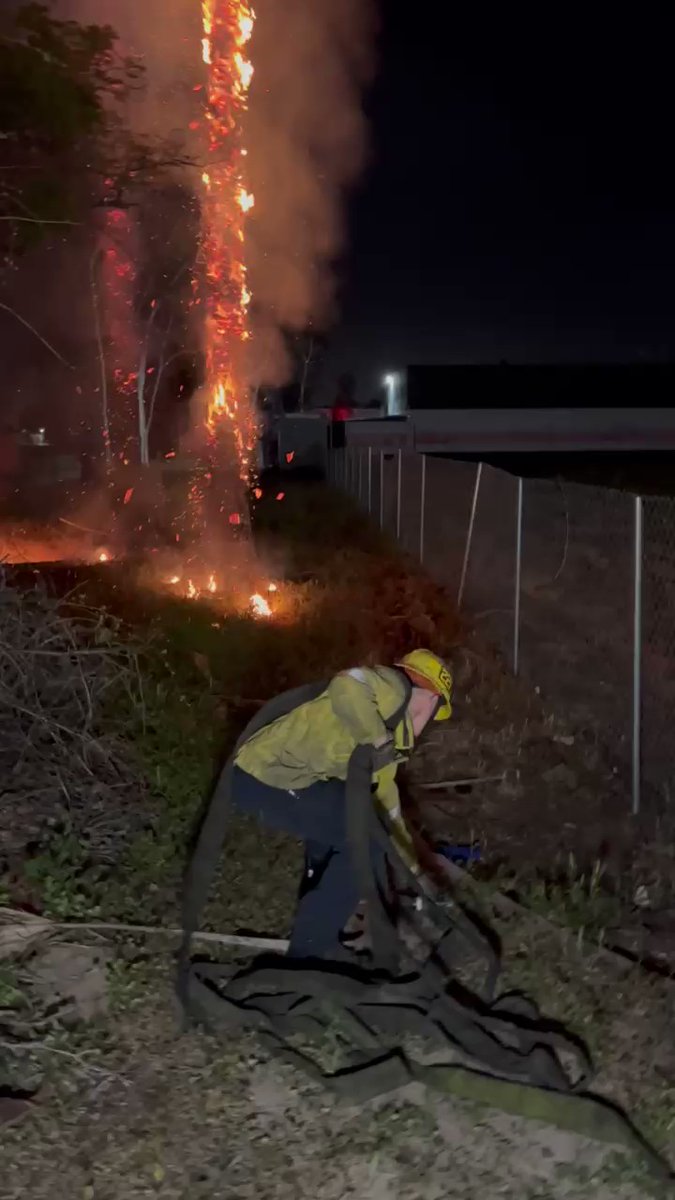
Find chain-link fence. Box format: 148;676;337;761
336;446;675;813
519;478;635;788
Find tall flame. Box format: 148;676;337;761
199;2;258;487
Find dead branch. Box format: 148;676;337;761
0;582;147;863
0;302;72;368
58;921;289;953
418;773;507;791
0;909;288;954
89;249;111;464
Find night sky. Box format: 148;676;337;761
325;3;675;401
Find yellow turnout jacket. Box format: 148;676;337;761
235;666;420;871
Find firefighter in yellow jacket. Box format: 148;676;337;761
232;649;453;959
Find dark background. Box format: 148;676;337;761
322;3;675;402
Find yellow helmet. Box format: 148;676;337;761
396;649;453;721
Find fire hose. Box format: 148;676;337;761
179;688;672;1183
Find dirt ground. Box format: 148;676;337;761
4;636;675;1198
3;897;675;1200
2;942;673;1200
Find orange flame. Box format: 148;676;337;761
189;4;269;612
199;1;258;488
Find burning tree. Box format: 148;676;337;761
197;1;258;489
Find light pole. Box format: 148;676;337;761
383;372;402;416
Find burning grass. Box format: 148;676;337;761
0;520;110;566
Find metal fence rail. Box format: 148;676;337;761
334;447;675;814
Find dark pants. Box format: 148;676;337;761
232;765;383;958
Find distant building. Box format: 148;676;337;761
342;364;675;455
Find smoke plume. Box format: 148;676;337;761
12;1;376;438
245;0;377;385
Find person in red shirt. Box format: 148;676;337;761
331;400;353;423
329;373;354;449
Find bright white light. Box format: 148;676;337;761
383;372;402;416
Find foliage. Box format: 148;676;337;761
491;853;624;941
0;2;142;254
0;964;23;1009
22;832;104;919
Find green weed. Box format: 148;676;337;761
496;853;624;940
0;964;24;1009
23;831;104;920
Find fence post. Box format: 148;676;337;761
358;448;364;507
632;495;643;816
513;477;524;676
379;451;385;529
367;446;373;515
396;450;402;541
457;462;483;609
419;454;427;562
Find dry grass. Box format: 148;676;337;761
0;579;151;879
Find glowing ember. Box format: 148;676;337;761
208;574;217;593
98;551;110;563
237;187;255;213
250;593;272;618
169;575;181;585
268;582;277;593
